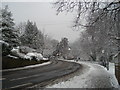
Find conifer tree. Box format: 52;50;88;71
1;5;19;46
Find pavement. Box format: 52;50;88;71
2;60;81;89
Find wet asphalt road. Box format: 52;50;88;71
2;60;81;89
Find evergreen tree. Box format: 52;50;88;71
20;20;37;46
53;37;69;59
1;5;19;46
20;20;44;53
1;5;19;56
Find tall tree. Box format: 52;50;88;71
54;1;120;27
1;5;19;46
20;20;44;53
15;22;26;37
53;37;70;59
1;5;19;56
43;35;59;57
54;0;120;59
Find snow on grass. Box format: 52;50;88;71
46;60;119;88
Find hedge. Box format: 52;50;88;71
2;56;49;69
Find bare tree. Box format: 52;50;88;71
54;0;120;27
54;0;120;59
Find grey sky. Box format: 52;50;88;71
2;2;81;42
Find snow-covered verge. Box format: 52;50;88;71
46;60;119;88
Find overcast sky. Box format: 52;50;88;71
2;2;81;42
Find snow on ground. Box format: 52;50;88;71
46;60;119;88
26;52;48;61
7;55;18;59
108;62;119;88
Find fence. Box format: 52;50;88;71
115;63;120;85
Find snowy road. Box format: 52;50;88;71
46;60;119;88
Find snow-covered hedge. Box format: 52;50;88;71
10;46;48;61
26;52;48;61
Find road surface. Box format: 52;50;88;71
2;60;81;89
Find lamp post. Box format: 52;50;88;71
67;47;71;59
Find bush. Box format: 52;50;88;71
0;40;12;56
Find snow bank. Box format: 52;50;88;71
0;40;9;46
11;47;27;59
11;47;23;58
42;58;48;60
46;60;119;88
11;47;19;54
26;52;48;61
24;55;32;60
7;55;18;59
10;47;48;61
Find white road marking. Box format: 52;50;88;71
0;78;6;80
10;83;32;89
10;74;41;81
